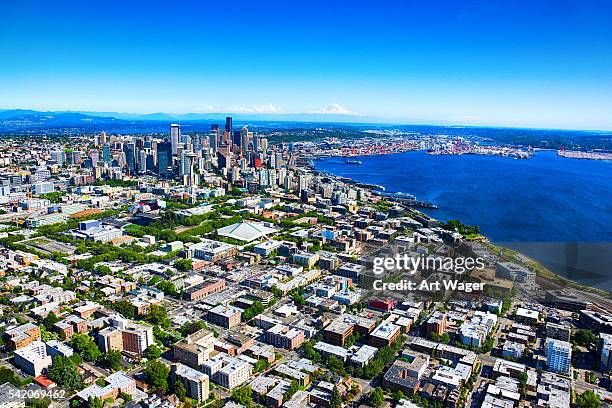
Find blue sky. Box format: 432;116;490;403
1;0;611;129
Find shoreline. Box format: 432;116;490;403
308;151;612;298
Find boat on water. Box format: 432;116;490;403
344;158;362;165
375;190;416;200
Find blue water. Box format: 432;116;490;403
315;150;612;288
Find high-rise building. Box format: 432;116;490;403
157;141;173;179
102;144;111;164
224;117;233;137
124;142;137;175
232;130;241;147
600;333;612;371
209;129;219;154
546;338;571;374
51;151;65;165
138;150;148;174
100;130;107;145
170;124;181;155
240;126;250;154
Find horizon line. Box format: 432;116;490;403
1;106;612;133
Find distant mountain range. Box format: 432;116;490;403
0;105;379;130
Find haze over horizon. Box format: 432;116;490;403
2;0;612;130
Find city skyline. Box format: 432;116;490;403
2;1;612;130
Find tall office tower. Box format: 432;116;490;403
100;131;107;145
170;124;181;155
209;129;219;154
138;150;148;174
180;134;191;146
240;126;249;154
157;141;173;179
191;134;201;152
146;154;155;174
124;142;137;175
180;149;189;177
232;130;241;147
102;144;112;164
225;117;233;136
222;130;231;146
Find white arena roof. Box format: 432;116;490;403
216;220;278;242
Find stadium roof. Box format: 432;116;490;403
216;220;278;242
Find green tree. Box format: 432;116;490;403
156;280;177;295
146;304;170;328
302;340;321;363
70;333;102;361
146;344;162;360
369;387;384;408
174;259;193;271
574;329;598;347
576;390;602;408
98;351;122;371
111;300;136;319
241;301;266;322
270;286;282;299
394;390;405;402
26;398;51;408
330;386;342;408
87;396;104;408
231;385;252;408
94;265;112;275
47;356;82;390
292;292;306;306
144;360;170;394
284;380;300;401
179;320;208;336
0;367;26;387
174;380;187;401
326;355;344;373
42;311;60;331
254;359;270;373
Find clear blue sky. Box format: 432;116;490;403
1;0;611;129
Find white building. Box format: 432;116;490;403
171;363;210;402
502;341;525;359
13;341;52;376
201;354;252;390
